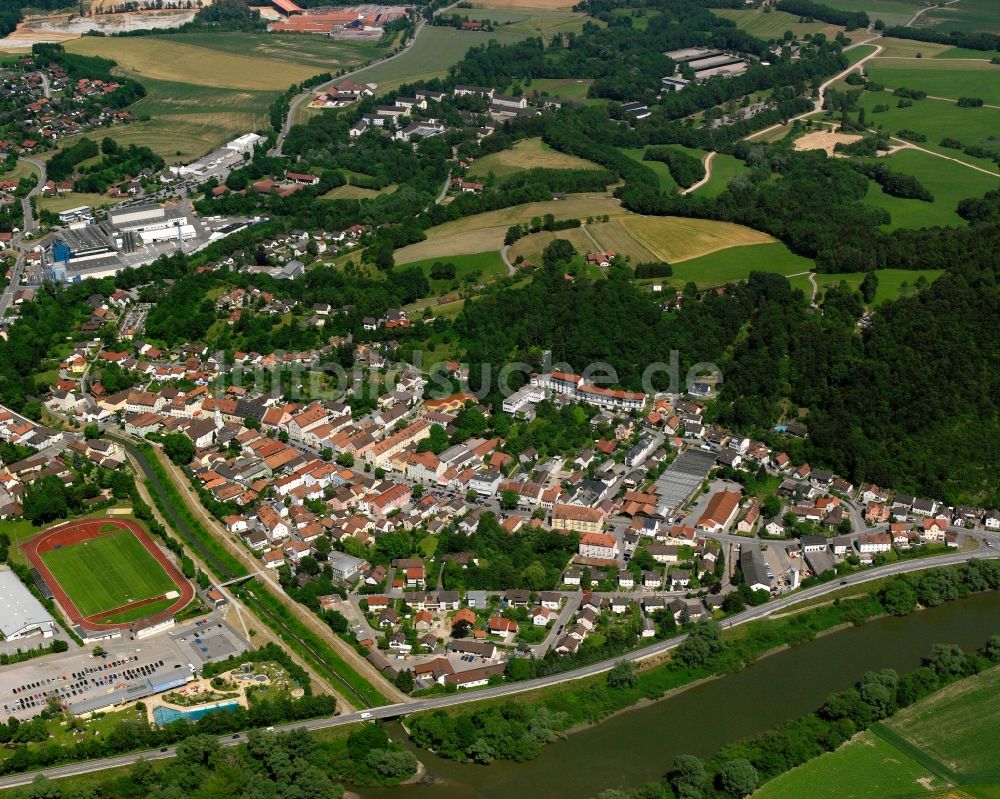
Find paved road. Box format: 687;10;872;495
273;5;459;156
1;545;995;789
0;157;46;319
745;36;884;142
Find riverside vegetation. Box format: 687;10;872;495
406;560;1000;765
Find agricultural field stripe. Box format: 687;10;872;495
869;723;962;784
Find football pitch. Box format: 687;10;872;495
40;529;177;618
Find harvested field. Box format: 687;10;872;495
468;138;601;178
618;216;773;263
396;227;511;263
65;37;320;90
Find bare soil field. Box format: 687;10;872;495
793;129;862;156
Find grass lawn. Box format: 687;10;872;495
348;26;531;94
887;665;1000;779
620;147;679;192
320;183;396;201
665;241;812;288
468;137;601;178
400;250;507;292
37;192;112;214
688;152;747;198
845;43;880;66
862;149;1000;230
523;77;593;101
40;528;177;617
0;159;40;183
865;61;1000;106
417;534;437;558
618;215;773;263
790;268;943;305
754;730;948;799
711;7;843;39
852;93;1000;172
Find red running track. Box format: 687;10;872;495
21;518;195;634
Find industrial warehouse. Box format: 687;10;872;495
42;202;254;282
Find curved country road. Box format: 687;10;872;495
1;544;997;789
682;150;715;195
273;3;460;156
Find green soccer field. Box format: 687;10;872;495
41;530;177;618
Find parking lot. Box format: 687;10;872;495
0;615;247;720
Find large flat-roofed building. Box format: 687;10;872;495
0;569;57;640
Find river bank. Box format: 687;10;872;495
362;588;1000;799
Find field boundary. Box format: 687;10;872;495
21;518;193;634
870;722;960;785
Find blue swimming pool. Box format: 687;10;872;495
152;700;240;725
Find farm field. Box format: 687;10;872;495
586;220;659;263
688;152;747;197
911;0;1000;35
40;528;176;618
864;61;1000;106
51;75;277;162
753;730;948;799
481;6;596;36
618;215;773;263
711;8;843;39
166;31;385;71
886;665;1000;779
396;194;774;266
507;226;609;266
861;148;1000;229
875;37;1000;59
468;137;601;178
349;26;531;93
64;37;324;91
665;242;812;288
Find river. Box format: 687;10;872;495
360;590;1000;799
